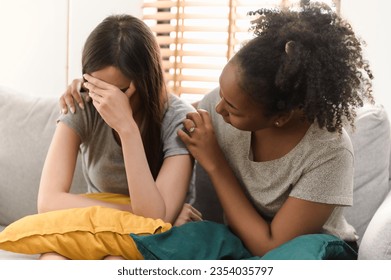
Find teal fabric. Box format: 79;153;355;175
130;221;357;260
259;234;357;260
131;221;252;260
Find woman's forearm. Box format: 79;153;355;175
37;191;132;213
205;157;272;255
37;123;133;213
118;125;166;220
205;156;336;256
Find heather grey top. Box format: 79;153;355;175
199;88;358;241
58;93;195;195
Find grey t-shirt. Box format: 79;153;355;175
199;88;358;241
58;93;195;195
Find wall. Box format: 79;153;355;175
0;0;389;116
0;0;68;97
0;0;142;97
67;0;142;83
341;0;391;115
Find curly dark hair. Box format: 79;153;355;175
232;2;373;133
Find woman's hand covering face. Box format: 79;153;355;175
83;73;136;133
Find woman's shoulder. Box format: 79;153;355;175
163;93;196;119
57;93;100;142
306;124;354;157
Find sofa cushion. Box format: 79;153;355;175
344;104;391;244
192;163;224;223
0;87;86;226
389;146;391;191
358;191;391;259
0;205;171;259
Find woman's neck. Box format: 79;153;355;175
251;112;311;162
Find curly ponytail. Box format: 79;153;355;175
233;2;373;133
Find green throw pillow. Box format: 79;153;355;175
131;221;357;260
131;221;252;260
260;234;357;260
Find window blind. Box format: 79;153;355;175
142;0;340;100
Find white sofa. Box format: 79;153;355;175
0;86;390;260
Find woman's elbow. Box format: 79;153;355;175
37;196;48;214
133;204;167;222
162;213;176;224
37;190;57;213
37;192;50;213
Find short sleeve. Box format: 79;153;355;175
290;148;354;206
161;94;196;158
57;95;95;143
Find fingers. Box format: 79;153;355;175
83;74;106;100
64;86;79;114
190;213;203;222
83;82;104;98
182;118;196;134
177;127;191;144
177;113;198;142
192;205;202;217
185;109;211;128
59;78;84;114
186;204;203;222
178;110;212;143
180;109;212;136
185;111;203;128
70;79;84;110
88;90;104;105
188;205;203;221
83;73;114;91
183;204;203;222
83;74;127;100
59;94;68;114
173;204;203;226
181;112;201;137
60;86;76;114
197;109;212;127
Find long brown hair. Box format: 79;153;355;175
82;14;167;178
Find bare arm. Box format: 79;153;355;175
205;160;334;256
37;122;132;213
178;110;335;256
155;155;194;223
119;124;193;222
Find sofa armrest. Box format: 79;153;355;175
345;104;391;244
358;190;391;259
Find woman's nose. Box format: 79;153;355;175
215;99;226;116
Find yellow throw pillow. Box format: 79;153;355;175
0;206;172;260
81;192;131;204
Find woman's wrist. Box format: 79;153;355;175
117;118;139;137
203;149;227;174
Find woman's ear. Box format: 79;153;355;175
125;82;136;98
273;110;294;127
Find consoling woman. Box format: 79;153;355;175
178;2;373;256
